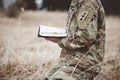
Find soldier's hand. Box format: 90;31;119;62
45;37;61;43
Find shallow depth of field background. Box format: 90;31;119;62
0;0;120;80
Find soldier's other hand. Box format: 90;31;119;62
45;37;61;43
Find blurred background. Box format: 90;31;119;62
0;0;120;80
0;0;120;17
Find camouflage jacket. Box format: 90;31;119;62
58;0;105;62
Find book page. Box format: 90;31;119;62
38;25;67;37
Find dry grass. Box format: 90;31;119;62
102;16;120;80
0;11;120;80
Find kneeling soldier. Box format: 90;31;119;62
45;0;105;80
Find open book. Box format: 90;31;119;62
38;25;67;37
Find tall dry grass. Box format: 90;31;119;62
0;11;120;80
102;16;120;80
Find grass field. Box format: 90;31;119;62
0;11;120;80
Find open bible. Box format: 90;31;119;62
38;25;67;37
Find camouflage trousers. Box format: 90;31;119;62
45;57;101;80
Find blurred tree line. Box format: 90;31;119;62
101;0;120;15
0;0;36;17
0;0;120;17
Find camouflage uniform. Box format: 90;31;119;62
45;0;105;80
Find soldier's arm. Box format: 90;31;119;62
58;3;99;49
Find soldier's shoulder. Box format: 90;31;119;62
83;0;101;9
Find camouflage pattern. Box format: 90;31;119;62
45;0;105;80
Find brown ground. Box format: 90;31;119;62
0;11;120;80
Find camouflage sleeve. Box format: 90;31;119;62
58;3;98;50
